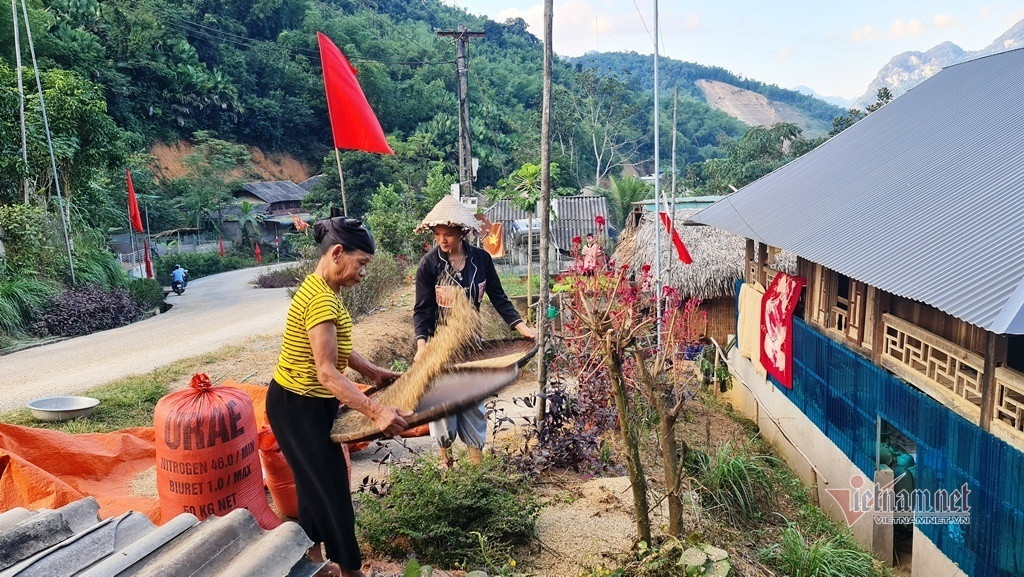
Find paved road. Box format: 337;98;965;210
0;265;294;412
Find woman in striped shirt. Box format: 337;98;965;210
266;217;409;577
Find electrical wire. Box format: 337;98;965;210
631;0;656;48
467;56;510;179
150;3;451;66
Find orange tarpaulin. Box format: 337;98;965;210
0;382;430;524
0;383;271;524
0;424;161;522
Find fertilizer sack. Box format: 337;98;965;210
154;373;280;529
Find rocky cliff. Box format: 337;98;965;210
854;18;1024;109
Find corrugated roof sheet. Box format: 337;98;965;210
241;182;309;204
689;48;1024;334
298;175;323;191
485;195;614;253
0;498;321;576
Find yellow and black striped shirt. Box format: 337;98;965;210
273;274;353;398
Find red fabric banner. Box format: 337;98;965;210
143;239;154;279
317;32;393;155
126;169;144;233
254;242;263;264
658;211;693;264
760;273;807;389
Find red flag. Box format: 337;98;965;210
218;236;226;257
658;212;693;265
254;242;262;264
143;239;154;279
126;169;144;233
482;222;505;258
317;32;394;154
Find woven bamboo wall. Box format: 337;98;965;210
702;296;736;347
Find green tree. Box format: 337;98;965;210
693;123;817;194
365;182;418;256
605;174;651;230
866;87;893;113
168;132;252;229
236;200;264;247
570;71;647;187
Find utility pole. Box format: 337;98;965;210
536;0;553;424
12;0;29;203
437;26;484;199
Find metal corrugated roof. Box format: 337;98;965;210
689;48;1024;334
0;498;321;576
241;182;309;204
298;175;323;191
485;195;614;252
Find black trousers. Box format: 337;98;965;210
266;380;361;570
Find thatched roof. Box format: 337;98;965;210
611;209;796;300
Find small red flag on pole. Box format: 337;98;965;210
658;211;693;265
218;237;226;257
317;32;394;155
126;169;144;233
254;242;262;264
143;239;154;279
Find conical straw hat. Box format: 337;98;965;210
415;194;481;234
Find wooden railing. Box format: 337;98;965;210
880;313;1024;449
993;367;1024;447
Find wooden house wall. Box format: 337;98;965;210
888;296;988;356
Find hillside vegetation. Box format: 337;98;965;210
1;0;851;342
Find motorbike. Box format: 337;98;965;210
170;270;189;295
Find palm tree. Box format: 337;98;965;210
606;174;652;229
237;201;264;247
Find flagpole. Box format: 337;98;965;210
129;219;137;278
653;0;663;349
334;149;348;217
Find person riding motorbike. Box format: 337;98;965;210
170;265;189;295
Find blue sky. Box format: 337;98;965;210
446;1;1024;100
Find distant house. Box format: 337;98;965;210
298;175;323;191
691;48;1024;576
224;181;311;243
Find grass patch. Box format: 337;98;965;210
356;452;541;571
761;524;880;577
0;344;250;433
498;273;541;297
688;441;777;526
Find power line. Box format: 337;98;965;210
631;0;655;48
467;57;509;179
348;0;439;60
157;14;451;66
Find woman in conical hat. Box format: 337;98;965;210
413;195;536;466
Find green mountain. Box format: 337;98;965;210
1;0;840;230
568;51;845;136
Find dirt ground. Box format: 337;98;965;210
178;283;642;576
182;282;846;577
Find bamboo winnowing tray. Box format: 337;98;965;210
330;365;519;443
